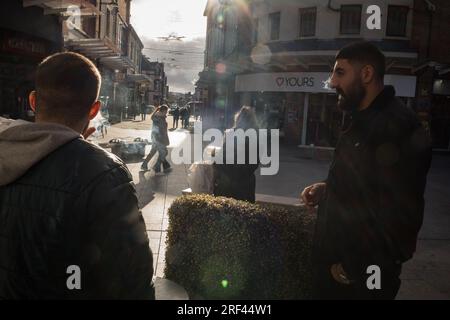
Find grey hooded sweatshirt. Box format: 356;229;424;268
0;117;155;299
0;117;81;186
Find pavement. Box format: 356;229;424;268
89;117;450;300
90;116;191;281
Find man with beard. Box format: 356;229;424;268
301;42;432;300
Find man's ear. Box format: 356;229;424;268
89;101;101;120
29;91;37;112
361;65;375;84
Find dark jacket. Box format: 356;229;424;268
314;86;432;280
0;119;154;299
151;113;170;146
214;129;259;202
172;108;180;118
179;107;187;118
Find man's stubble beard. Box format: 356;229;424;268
337;78;366;112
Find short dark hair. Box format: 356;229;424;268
336;41;386;81
35;52;101;124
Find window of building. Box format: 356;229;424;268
111;10;117;43
253;18;259;44
269;12;281;41
106;9;111;38
387;5;409;37
340;5;362;35
121;26;128;55
299;7;316;37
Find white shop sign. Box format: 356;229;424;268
235;72;331;93
235;72;417;97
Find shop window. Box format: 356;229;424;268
269;12;281;41
111;10;117;43
106;9;111;38
253;18;259;44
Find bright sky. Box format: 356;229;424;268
131;0;208;41
130;0;208;93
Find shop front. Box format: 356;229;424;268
0;0;63;120
236;72;417;146
0;29;60;120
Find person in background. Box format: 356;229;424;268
141;102;147;121
141;105;172;174
172;106;180;129
214;106;260;203
179;106;187;129
183;105;191;129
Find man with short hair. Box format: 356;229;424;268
301;42;432;300
0;52;154;299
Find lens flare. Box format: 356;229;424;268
251;44;272;65
221;279;229;288
215;63;227;74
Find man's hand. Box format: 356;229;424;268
82;127;96;140
300;182;326;209
331;263;353;285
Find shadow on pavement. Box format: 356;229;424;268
135;171;156;208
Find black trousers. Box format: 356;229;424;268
313;263;402;300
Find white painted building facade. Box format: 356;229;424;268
236;0;418;146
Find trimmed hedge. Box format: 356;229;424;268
165;194;315;299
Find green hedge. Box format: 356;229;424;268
165;194;316;299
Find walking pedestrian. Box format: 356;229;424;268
172;106;180;129
141;105;172;174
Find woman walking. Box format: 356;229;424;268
141;105;171;174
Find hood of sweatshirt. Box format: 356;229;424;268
0;117;82;186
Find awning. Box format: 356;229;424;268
65;38;119;59
23;0;101;16
127;74;153;84
100;55;136;71
66;38;137;71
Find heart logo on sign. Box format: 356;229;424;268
276;77;284;87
